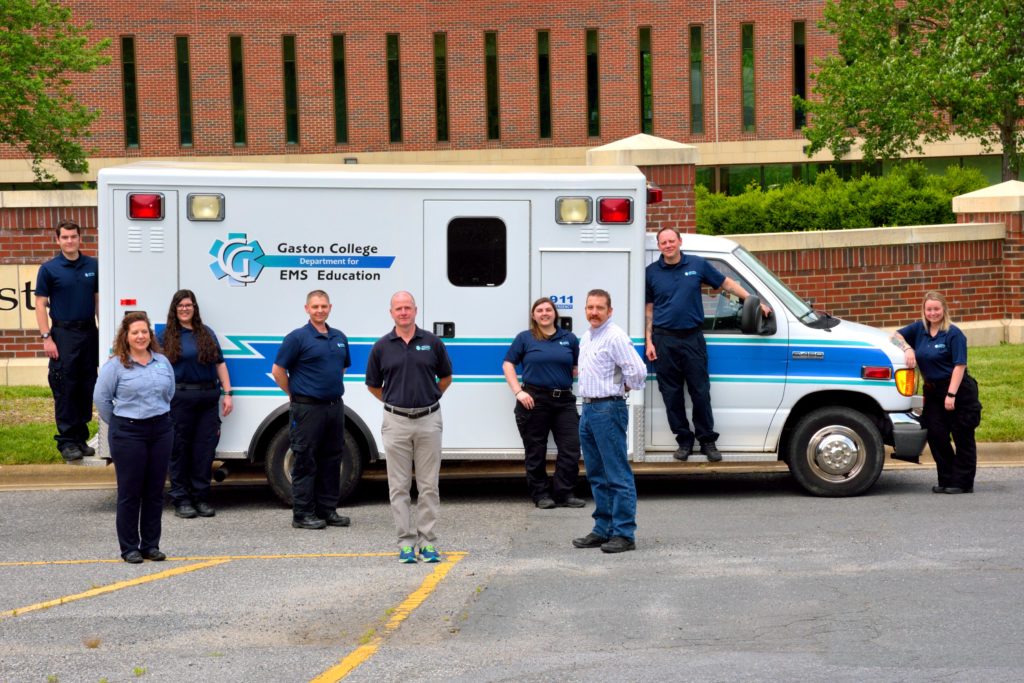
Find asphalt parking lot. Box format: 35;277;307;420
3;462;1024;682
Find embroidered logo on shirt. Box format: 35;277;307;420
415;345;431;351
559;340;570;346
684;270;698;276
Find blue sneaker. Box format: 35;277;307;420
398;546;417;563
418;545;441;563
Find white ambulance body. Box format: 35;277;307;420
95;162;925;500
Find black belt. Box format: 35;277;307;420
52;320;95;330
581;396;624;404
384;403;440;419
291;394;342;405
114;412;170;424
176;382;218;391
523;384;574;399
653;325;701;338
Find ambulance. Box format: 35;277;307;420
92;161;926;501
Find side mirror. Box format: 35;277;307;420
740;295;775;335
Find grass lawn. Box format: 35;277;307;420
0;344;1020;465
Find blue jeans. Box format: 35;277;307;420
579;399;636;541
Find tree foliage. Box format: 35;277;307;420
800;0;1024;181
0;0;110;183
696;163;988;235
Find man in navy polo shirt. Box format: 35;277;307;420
35;219;99;462
644;227;769;462
271;290;352;530
366;291;452;564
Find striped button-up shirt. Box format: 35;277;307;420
577;319;647;399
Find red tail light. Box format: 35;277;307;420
862;366;893;380
128;193;164;220
599;197;632;224
647;186;663;204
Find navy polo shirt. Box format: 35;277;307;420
897;320;968;381
274;322;351;400
35;252;98;321
157;325;225;384
645;253;725;330
503;328;579;390
365;326;452;409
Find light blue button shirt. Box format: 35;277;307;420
94;352;176;423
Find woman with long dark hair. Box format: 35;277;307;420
94;312;175;563
158;289;233;519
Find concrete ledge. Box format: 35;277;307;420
2;358;49;386
734;222;1005;252
952;180;1024;214
587;134;699;167
0;189;97;209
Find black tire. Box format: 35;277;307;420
786;407;884;497
263;423;364;506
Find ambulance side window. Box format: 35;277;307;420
448;217;507;287
701;260;757;333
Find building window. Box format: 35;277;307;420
485;32;500;140
386;34;402;143
690;26;704;135
741;24;755;133
586;29;600;137
229;36;247;146
175;37;193;147
793;22;807;130
434;33;449;142
121;37;139;147
332;35;348;144
639;27;652;134
282;35;299;145
448;217;507;287
537;31;552;139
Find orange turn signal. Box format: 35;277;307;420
894;368;916;397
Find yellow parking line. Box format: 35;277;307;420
1;559;230;619
310;552;467;683
0;552;399;567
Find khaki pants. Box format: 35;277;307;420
382;409;442;548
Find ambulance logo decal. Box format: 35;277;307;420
210;234;266;286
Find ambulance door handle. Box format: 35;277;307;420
433;322;455;338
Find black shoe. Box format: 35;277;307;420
944;487;973;494
61;445;84;462
535;497;556;509
142;549;166;561
557;496;586;508
700;442;723;462
175;503;198;519
932;485;948;493
292;515;327;530
79;443;96;458
123;550;144;564
572;532;610;549
321;511;351;527
600;536;636;553
194;501;216;517
673;444;693;462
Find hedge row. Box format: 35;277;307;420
695;163;988;235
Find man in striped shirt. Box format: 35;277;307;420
572;289;648;554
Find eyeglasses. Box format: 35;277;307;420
176;304;195;310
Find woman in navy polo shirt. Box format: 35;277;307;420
503;298;586;509
892;291;982;494
158;289;233;520
94;312;176;563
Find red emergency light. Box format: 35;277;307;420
861;366;893;380
128;193;164;220
119;298;137;306
598;197;632;224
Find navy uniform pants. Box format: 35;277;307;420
49;324;98;453
921;374;982;490
652;328;719;448
168;387;222;505
109;413;173;557
514;389;581;503
288;399;344;519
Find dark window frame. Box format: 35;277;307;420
537;30;552;139
282;35;299;145
484;32;500;140
741;24;756;133
434;32;449;143
121;36;139;148
386;34;403;143
174;36;193;147
585;29;600;137
332;34;349;144
793;21;807;130
689;25;704;135
229;35;247;146
639;26;653;134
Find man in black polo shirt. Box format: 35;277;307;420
644;227;770;462
271;290;352;530
35;219;99;462
366;291;452;564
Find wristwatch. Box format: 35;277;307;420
41;332;51;340
946;392;956;398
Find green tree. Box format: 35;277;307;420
1;0;109;183
800;0;1024;181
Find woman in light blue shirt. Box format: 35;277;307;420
94;312;176;563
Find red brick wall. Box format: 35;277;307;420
958;211;1024;319
0;1;828;163
640;164;696;233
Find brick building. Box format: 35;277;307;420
0;0;1004;188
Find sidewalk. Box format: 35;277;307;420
3;443;1022;491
